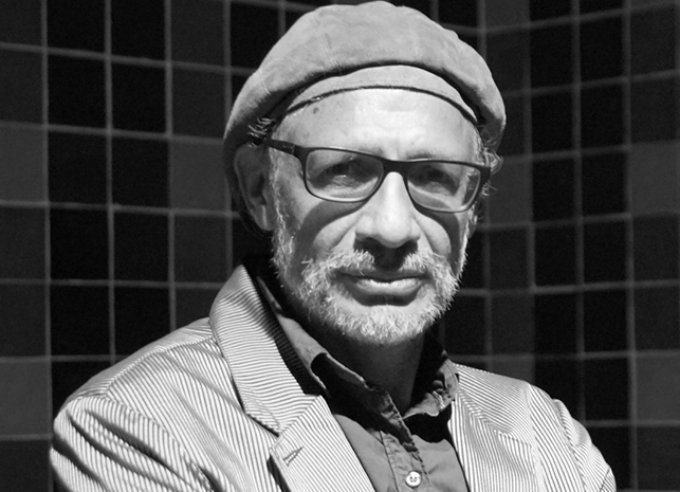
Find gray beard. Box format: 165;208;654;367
271;196;467;345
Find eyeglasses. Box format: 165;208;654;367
261;138;490;213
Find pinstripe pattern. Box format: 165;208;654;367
51;265;615;491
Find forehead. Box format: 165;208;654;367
276;88;479;159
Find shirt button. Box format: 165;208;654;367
405;471;422;488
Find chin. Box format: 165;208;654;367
302;286;448;346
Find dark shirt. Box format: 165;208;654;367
253;258;469;491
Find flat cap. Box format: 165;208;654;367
223;1;505;203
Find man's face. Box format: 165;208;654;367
267;88;480;345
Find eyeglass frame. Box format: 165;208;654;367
259;138;491;213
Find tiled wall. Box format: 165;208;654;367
0;0;678;490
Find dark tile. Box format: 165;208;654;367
111;0;164;59
580;16;622;81
52;361;109;415
584;221;626;283
584;358;628;420
48;55;105;127
634;287;680;350
0;207;45;278
582;152;625;216
0;361;48;435
634;216;679;280
51;286;109;355
587;427;630;489
631;7;677;75
530;0;571;20
175;216;226;282
0;49;42;123
114;212;168;281
176;287;219;327
493;359;534;384
491;294;534;353
112;64;165;132
630;142;680;214
439;0;476;26
442;296;486;355
532;158;574;220
581;84;623;148
485;0;528;26
231;218;272;266
48;0;104;51
50;209;108;280
638;427;680;489
115;287;169;354
631;77;680;142
637;354;680;420
0;285;45;356
532;91;573;152
170;141;227;211
171;0;224;65
112;138;168;207
459;34;477;50
498;95;526;156
0;440;49;492
0;127;44;201
486;30;529;92
290;0;326;6
0;0;41;44
285;10;305;30
535;294;577;353
535;226;576;286
488;156;531;223
530;24;572;87
580;0;622;13
49;132;106;204
583;289;627;352
489;229;528;288
458;229;484;289
173;69;225;137
534;359;580;416
230;4;279;68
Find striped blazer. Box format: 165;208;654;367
52;265;615;491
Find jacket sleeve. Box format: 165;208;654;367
51;395;215;492
551;399;616;492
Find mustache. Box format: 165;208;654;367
301;249;451;278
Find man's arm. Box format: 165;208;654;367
51;395;214;492
551;399;616;492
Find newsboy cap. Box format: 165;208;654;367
223;1;505;209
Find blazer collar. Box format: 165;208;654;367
209;265;374;491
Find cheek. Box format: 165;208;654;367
421;212;471;260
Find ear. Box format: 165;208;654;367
466;208;478;238
233;144;276;232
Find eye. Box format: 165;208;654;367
306;150;379;190
409;162;464;194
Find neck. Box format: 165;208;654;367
320;330;426;413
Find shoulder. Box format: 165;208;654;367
453;364;615;490
454;363;565;417
63;318;234;410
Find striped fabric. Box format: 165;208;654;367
51;265;615;491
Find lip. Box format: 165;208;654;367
338;271;426;301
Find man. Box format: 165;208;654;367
52;2;615;491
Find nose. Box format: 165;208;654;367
354;172;421;249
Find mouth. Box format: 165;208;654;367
337;270;427;303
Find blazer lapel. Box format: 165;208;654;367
211;266;372;491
